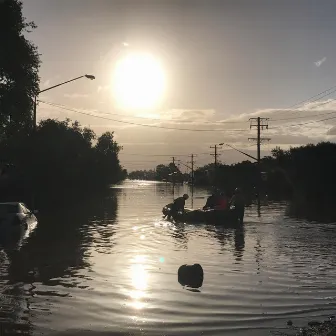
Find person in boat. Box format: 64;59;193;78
203;190;219;210
168;194;189;220
203;189;228;210
214;191;228;210
230;188;245;223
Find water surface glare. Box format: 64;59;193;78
1;180;336;335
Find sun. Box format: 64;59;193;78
112;52;166;110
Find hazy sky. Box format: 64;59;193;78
22;0;336;171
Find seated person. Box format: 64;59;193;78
214;191;228;210
203;192;218;210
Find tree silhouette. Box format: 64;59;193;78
0;0;40;137
0;119;126;207
94;131;125;184
128;169;157;180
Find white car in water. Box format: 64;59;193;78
0;202;38;242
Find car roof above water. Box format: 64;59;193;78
0;202;22;206
0;202;27;214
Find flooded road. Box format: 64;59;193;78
1;180;336;335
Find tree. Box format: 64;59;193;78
0;119;127;205
0;0;40;138
156;163;182;181
128;169;157;180
94;132;124;184
95;131;122;155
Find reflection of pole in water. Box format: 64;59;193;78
255;237;262;275
257;195;261;217
172;182;175;201
234;226;245;262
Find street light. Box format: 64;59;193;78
33;74;95;130
84;74;95;80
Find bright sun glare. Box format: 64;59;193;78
112;52;166;110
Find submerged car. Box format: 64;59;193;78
0;202;38;242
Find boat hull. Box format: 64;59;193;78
162;205;242;226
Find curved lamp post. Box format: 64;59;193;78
33;74;95;130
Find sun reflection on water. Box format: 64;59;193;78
128;255;149;310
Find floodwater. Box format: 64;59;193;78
1;180;336;336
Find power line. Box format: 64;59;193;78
267;99;336;122
41;100;246;124
271;108;336;121
120;153;190;157
39;100;249;132
119;152;213;157
272;114;336;129
265;85;336;121
40;84;336;129
287;84;336;109
297;88;336;108
280;92;336;120
121;145;256;158
120;160;165;163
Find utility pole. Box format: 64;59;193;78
189;154;196;185
187;154;196;208
210;144;222;167
249;117;271;217
171;157;176;188
210;144;222;185
190;154;194;208
248;117;271;164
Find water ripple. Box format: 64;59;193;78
1;181;336;335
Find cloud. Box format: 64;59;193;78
36;96;336;170
38;104;67;120
315;57;326;67
326;126;336;135
41;75;61;89
97;85;110;93
52;100;336;144
161;109;216;123
42;79;51;88
64;93;89;99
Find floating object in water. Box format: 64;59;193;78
178;263;204;289
287;320;293;326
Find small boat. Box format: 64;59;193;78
162;204;241;226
